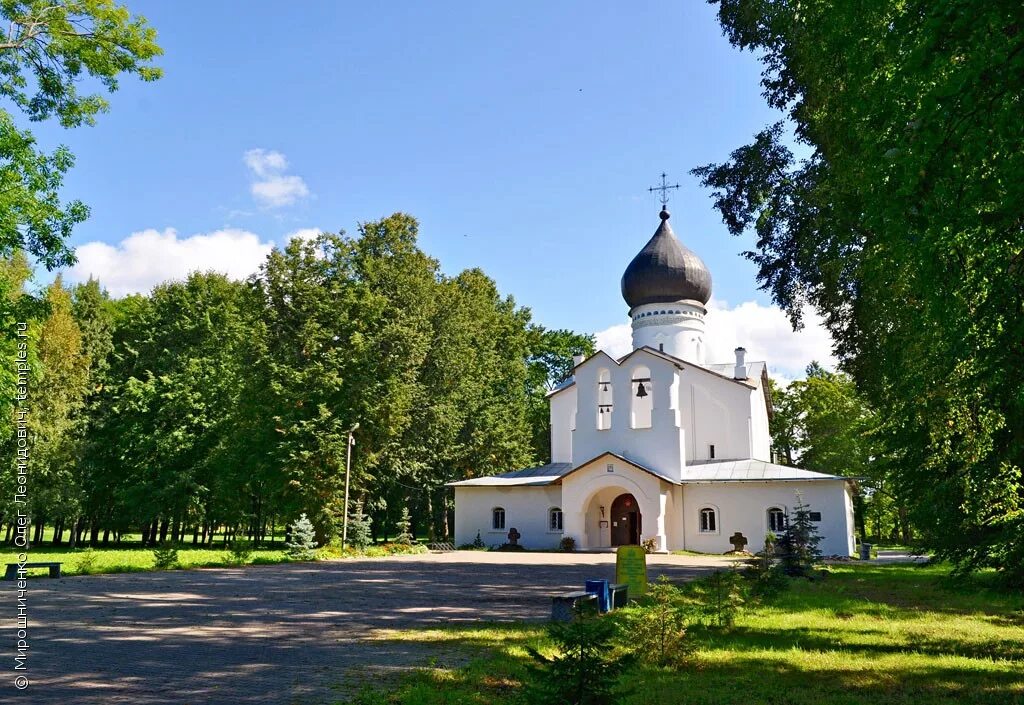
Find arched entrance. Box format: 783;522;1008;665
610;493;642;546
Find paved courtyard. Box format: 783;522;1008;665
9;551;737;704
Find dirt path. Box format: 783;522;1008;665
7;551;736;704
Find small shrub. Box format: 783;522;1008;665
744;534;789;600
698;568;746;629
641;537;659;554
777;492;823;577
472;531;485;549
393;507;414;546
76;549;99;575
346;501;373;550
623;576;693;667
525;601;633;704
559;536;577;552
286;513;319;560
153;544;179;570
228;538;254;565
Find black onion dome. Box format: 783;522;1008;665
620;207;712;308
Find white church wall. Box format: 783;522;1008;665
561;458;671;551
572;351;684;480
681;481;854;556
453;485;564;550
630;301;707;365
677;368;756;463
549;386;576;463
748;384;772;461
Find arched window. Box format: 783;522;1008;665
549;507;563;532
597;369;613;430
492;507;505;531
767;507;787;533
631;365;652;429
699;507;717;533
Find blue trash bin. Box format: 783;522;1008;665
584;579;610;613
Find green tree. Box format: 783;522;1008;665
286;513;318;560
526;327;595;461
777;492;823;576
696;0;1024;583
28;277;90;543
525;604;633;705
346;500;372;550
767;377;799;466
393;506;413;545
0;0;161;269
85;273;257;546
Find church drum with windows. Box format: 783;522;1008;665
449;206;856;556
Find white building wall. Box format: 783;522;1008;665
748;384;772;461
561;459;672;551
549;386;576;463
630;301;707;365
571;351;684;480
677;370;757;463
681;480;854;556
453;485;565;550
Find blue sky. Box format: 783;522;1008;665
35;2;834;377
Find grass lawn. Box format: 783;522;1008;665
1;541;427;577
0;544;293;576
355;563;1024;705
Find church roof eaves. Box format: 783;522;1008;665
446;462;573;487
619;347;760;389
545;377;576;398
681;458;853;483
558;451;680;485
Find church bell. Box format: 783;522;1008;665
635;382;648;398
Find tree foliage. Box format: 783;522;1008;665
698;0;1024;583
0;212;591;551
0;0;162;269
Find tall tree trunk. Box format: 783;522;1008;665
102;529;110;546
89;522;100;546
53;518;64;545
158;518;169;544
425;492;436;541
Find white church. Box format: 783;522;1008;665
451;205;856;556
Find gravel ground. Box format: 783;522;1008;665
5;551;737;704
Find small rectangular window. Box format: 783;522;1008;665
709;444;716;459
809;512;822;522
700;508;717;533
549;509;563;531
606;464;614;473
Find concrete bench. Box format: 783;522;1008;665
551;590;598;622
4;562;62;580
609;582;629;609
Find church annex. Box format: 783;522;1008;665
450;205;856;556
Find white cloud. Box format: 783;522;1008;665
243;148;310;208
243;148;288;177
69;227;274;297
594;298;837;380
285;227;322;243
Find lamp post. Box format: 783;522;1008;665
342;422;359;547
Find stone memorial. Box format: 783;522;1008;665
615;545;647;599
729;532;747;552
497;527;525;551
